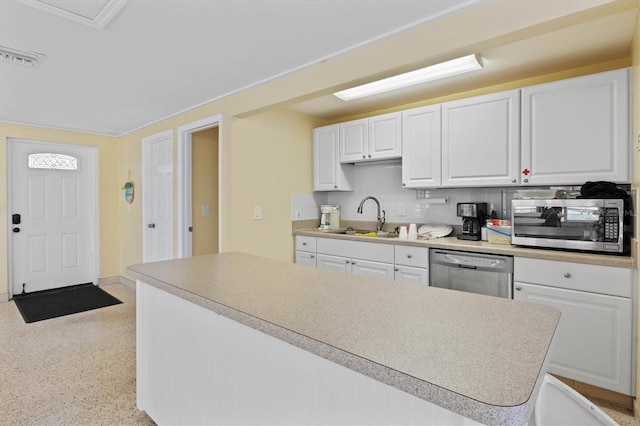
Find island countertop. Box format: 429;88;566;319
127;252;560;425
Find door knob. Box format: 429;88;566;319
148;223;156;229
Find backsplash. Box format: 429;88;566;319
293;162;522;226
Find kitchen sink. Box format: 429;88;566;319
322;228;398;238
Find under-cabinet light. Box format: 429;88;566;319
333;54;483;101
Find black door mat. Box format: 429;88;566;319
13;283;122;323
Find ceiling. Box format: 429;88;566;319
0;0;637;137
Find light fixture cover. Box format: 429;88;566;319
334;54;483;101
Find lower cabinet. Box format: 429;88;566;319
316;253;394;280
394;266;429;285
514;257;634;395
295;251;316;267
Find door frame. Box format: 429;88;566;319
6;138;99;298
177;114;222;258
141;129;174;263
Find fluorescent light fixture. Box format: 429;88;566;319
333;54;483;101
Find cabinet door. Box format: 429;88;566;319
394;266;429;285
442;89;520;187
521;68;630;185
401;105;442;188
339;119;368;163
313;125;353;191
369;112;402;160
351;259;394;281
295;251;316;267
514;282;632;395
316;254;351;273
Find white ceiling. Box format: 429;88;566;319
0;0;637;137
0;0;479;136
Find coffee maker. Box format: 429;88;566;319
456;202;487;241
320;205;332;230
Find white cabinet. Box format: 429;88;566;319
316;238;394;280
521;68;630;185
313;124;354;191
340;112;402;163
401;105;442;188
394;245;429;285
295;236;317;267
441;89;520;187
514;257;634;395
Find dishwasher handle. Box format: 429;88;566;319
431;249;513;274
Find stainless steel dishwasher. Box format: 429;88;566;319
429;249;514;298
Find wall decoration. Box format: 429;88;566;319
122;171;134;204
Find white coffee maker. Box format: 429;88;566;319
320;205;333;230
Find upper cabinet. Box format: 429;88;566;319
313;124;354;191
441;89;520;187
313;68;631;191
340;112;402;163
401;105;441;188
521;68;630;185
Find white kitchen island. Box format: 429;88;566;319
127;252;560;426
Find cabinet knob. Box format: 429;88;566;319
523;178;529;183
345;260;350;264
368;154;372;158
302;242;307;246
402;183;406;187
511;179;516;183
334;185;337;189
564;272;571;278
310;255;315;259
351;261;356;265
407;254;412;259
362;155;366;159
395;268;399;272
515;286;522;291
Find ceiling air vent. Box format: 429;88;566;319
0;46;46;68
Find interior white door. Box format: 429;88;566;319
10;140;97;295
143;131;173;262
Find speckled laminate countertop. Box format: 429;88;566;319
294;228;635;268
127;252;560;425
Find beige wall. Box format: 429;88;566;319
192;127;219;256
230;108;320;261
0;123;120;296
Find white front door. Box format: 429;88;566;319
9;139;98;295
142;130;173;263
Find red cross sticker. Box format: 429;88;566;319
522;168;530;176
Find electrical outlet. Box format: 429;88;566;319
201;204;209;216
254;205;262;220
398;202;406;217
295;209;302;219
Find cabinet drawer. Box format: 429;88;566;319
394;245;429;268
316;238;393;263
295;236;316;252
514;257;632;298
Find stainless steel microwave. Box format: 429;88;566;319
511;198;626;254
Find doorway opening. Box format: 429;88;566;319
177;114;222;257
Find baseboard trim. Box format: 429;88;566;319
99;276;136;290
0;293;8;303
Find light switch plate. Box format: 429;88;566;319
201;204;209;216
254;205;262;220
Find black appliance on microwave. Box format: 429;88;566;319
511;198;627;254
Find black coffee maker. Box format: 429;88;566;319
456;202;487;241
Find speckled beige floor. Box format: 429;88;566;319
0;282;636;426
0;283;155;425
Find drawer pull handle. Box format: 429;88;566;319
515;286;522;291
407;254;413;259
564;273;571;278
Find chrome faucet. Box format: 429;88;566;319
357;196;385;232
